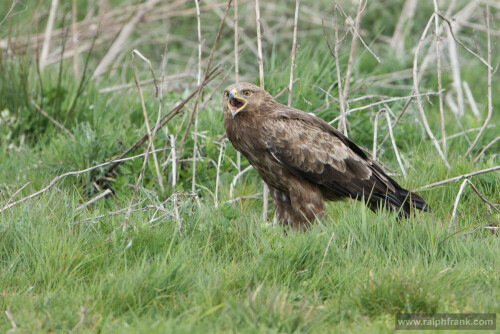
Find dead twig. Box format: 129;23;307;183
449;179;499;233
254;0;269;221
465;5;493;157
373;110;406;178
472;136;500;165
329;91;441;124
32;102;75;138
229;165;254;199
234;0;241;173
412;13;450;169
1;182;29;212
433;0;446;156
288;0;300;107
93;0;162;77
98;73;191;94
437;12;492;70
320;231;335;274
0;0;20;26
0;148;168;214
333;2;347;136
103;67;222;176
214;141;225;208
416;165;500;191
40;0;59;70
191;0;203;194
5;307;17;334
76;189;112;211
177;0;232;159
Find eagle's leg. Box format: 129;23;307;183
289;181;325;230
270;181;325;230
269;186;294;228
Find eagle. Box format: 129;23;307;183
222;82;430;230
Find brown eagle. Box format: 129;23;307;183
223;82;429;230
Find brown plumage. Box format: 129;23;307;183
223;82;430;230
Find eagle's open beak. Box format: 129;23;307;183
227;89;247;118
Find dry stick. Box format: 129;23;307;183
383;111;406;178
5;307;17;334
320;231;335;274
40;0;59;70
229;165;254;199
418;1;480;81
448;179;469;233
0;148;168;214
131;50;163;192
433;0;446;156
170;135;177;187
76;189;112;211
445;22;465;117
71;0;79;77
462;81;481;119
234;0;242;173
104;68;222;176
234;0;239;83
32;101;74;139
342;0;363;102
338;3;380;65
288;0;300;107
472;136;500;165
374;110;407;178
125;51;167;233
378;95;414;149
445;95;472;145
412;13;450;169
214;142;225;208
0;0;19;26
122;147;152;231
415;165;500;191
439;125;496;143
177;0;232;160
225;193;262;205
192;0;203;194
464;179;500;214
390;0;417;55
1;182;30;211
127;49;169;232
254;0;269;221
465;5;492;157
93;0;161;77
329;91;440;124
173;193;182;234
98;73;191;94
437;13;492;70
333;2;347;136
448;179;500;233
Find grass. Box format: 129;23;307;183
1;0;499;332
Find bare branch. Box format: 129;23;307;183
412;13;450;169
465;5;493;157
472;136;500;165
416;165;500;191
288;0;300;106
0;148;169;214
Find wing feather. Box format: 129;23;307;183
263;110;394;199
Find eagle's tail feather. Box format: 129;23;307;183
368;186;430;218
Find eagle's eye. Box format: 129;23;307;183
242;90;251;97
224;91;229;99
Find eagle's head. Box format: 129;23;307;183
222;82;272;118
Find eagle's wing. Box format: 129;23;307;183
262;110;395;199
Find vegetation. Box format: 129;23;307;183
1;0;498;332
